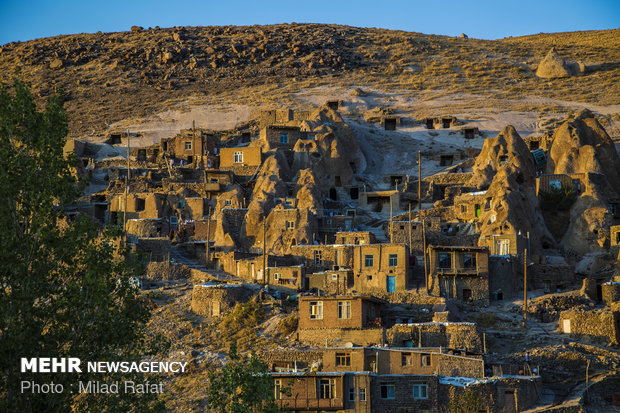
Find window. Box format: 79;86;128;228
178;200;185;208
308;134;315;141
234;151;243;163
184;141;192;151
309;301;323;319
413;383;428;400
364;255;374;267
380;384;395;399
462;253;476;269
273;273;281;281
549;179;561;191
401;352;412;366
280;133;289;144
389;254;398;267
335;352;351;367
314;250;322;265
499;155;508;165
460;205;467;213
286;220;295;230
136;198;145;211
367;275;373;281
359;387;366;401
349;387;355;402
338;301;351;319
421;354;431;366
319;378;335;399
274;379;283;400
485;197;492;209
438;252;452;269
224;199;231;206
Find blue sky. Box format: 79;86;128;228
0;0;618;45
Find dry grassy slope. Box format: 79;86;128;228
0;24;618;138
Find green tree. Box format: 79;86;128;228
207;343;285;413
0;80;161;411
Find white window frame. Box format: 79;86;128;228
234;151;244;163
184;141;192;151
309;301;323;320
286;220;295;230
338;301;351;319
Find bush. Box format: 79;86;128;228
539;184;577;211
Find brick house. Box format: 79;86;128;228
297;295;386;347
352;244;411;293
427;246;489;304
219;146;262;169
260;125;304;149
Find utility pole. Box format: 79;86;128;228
408;203;412;256
423;218;428;293
206;205;211;267
418;150;422;210
192;120;196;169
389;196;393;244
263;217;268;289
523;248;528;326
124;130;130;237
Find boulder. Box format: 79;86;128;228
536;47;584;79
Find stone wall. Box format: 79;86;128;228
386;322;482;352
297;327;385;347
190;284;254;317
559;309;620;345
602;282;620;306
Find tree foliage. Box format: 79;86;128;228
207;343;284;413
0;80;161;411
539;183;578;211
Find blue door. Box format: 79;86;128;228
387;276;396;292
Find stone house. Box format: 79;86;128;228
352;244;411;293
260;125;304;149
427;246;490;304
267;265;306;290
479;232;529;256
297;295;386;347
258;108;310;128
359;190;400;214
559;308;620;345
290;244;355;273
335;231;377;245
160;129;218;165
219;146;262;178
190;283;255;317
322;347;484;378
454;190;493;221
307;268;354;295
387;322;482;352
536;173;587;195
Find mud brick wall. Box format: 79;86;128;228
297;327;385;347
602;282;620;306
135;237;171;262
370;375;438;412
190;284;253;316
559;309;620;345
387;323;482;352
437;376;540;412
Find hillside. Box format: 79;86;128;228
1;24;618;138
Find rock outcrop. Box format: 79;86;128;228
535;47;585;79
470;125;536;190
471;126;555;253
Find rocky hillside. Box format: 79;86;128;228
1;24;618;137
